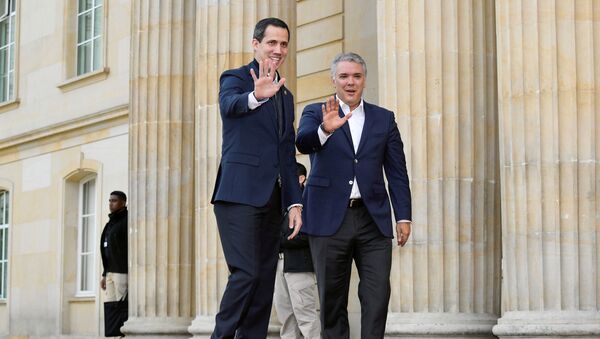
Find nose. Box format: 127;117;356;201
274;44;282;54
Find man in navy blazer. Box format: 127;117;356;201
211;18;303;339
296;52;412;338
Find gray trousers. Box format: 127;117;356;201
273;257;321;338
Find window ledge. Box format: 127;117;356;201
69;295;95;303
58;67;110;92
0;299;7;305
0;98;20;114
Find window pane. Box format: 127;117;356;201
8;15;13;43
2;228;6;260
0;193;4;225
77;12;92;44
0;229;4;260
0;262;4;299
0;75;7;102
0;19;9;48
81;216;89;252
95;0;103;6
7;70;12;100
8;43;13;71
0;0;7;18
0;47;7;76
77;42;91;76
81;216;94;253
9;0;14;12
82;179;95;214
85;254;94;290
80;254;87;290
92;38;102;71
2;191;7;222
78;0;93;13
93;6;102;38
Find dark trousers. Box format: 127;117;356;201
212;185;282;339
309;204;392;339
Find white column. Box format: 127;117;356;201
123;0;196;337
493;1;600;337
378;0;501;337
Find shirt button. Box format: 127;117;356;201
349;180;353;185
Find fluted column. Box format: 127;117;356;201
123;0;196;337
492;1;600;337
378;0;500;337
189;1;296;337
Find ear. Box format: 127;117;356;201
252;38;259;51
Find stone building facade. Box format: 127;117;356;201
0;1;598;338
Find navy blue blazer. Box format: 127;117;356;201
296;101;411;237
211;60;302;209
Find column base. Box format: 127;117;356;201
385;312;498;338
188;315;281;338
492;311;600;338
121;316;193;338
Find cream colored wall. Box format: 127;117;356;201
0;125;128;337
0;0;131;337
0;0;131;142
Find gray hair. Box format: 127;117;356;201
330;52;367;78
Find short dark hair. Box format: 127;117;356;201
253;17;290;42
110;191;127;201
296;162;307;177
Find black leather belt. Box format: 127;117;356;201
348;198;364;208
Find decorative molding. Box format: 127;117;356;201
0;104;128;152
57;67;110;92
0;99;20;114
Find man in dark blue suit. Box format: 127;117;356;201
211;18;303;339
296;52;412;339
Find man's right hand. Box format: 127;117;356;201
250;58;286;100
321;95;352;134
100;276;106;290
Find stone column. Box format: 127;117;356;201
492;1;600;337
122;0;196;337
188;1;296;338
377;0;501;337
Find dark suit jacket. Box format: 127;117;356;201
211;60;301;209
296;101;411;237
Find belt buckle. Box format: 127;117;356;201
278;252;284;260
349;199;358;208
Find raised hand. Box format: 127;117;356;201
321;95;352;134
250;58;286;100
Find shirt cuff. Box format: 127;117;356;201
287;203;303;211
396;219;411;224
317;125;333;145
248;91;269;110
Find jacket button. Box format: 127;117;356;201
354;159;358;163
349;180;353;185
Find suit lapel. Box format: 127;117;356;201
338;107;354;153
356;102;372;155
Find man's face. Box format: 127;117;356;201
252;25;289;71
108;195;126;213
332;61;366;110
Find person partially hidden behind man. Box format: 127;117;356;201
273;162;320;339
100;191;128;303
296;52;412;339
